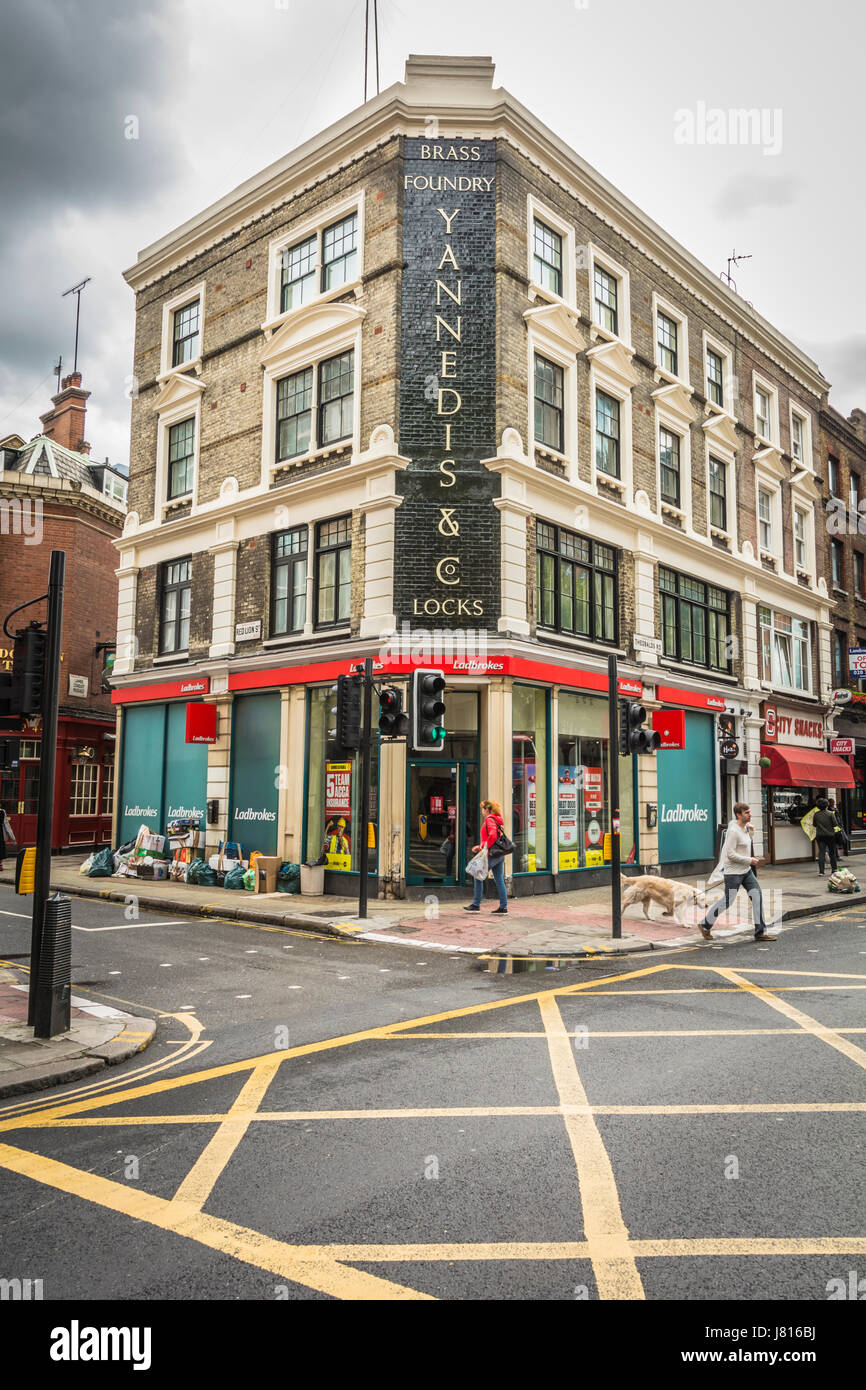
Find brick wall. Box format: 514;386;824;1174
0;490;120;717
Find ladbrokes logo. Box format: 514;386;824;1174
234;807;276;821
50;1320;151;1370
661;804;709;822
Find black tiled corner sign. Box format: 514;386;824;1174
395;136;499;629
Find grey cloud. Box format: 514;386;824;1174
0;0;186;216
713;172;802;217
804;336;866;417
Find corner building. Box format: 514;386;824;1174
113;55;847;896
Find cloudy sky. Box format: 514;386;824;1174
1;0;863;469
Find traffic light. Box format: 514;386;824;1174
619;700;661;755
335;673;362;751
412;669;446;751
378;686;408;738
1;625;47;717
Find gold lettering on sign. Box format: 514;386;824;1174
437;244;460;271
437;208;461;232
438;509;459;536
435;315;461;343
440;351;457;378
413;598;484;615
436;556;461;585
439;460;456;486
435;279;462;306
437;389;462;415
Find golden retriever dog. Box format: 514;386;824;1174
621;874;706;925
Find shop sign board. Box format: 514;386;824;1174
557;766;578;868
229;693;281;855
831;737;855;755
185;702;217;744
657;711;716;862
652;709;685;749
849;648;866;678
235;621;262;643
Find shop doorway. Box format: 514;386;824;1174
407;760;479;886
0;738;40;845
406;689;480;887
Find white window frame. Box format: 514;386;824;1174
755;475;782;561
707;450;738;545
262;328;362;480
652;292;690;388
589;366;633;499
655;410;691;522
70;761;99;817
159;281;206;378
265;192;365;328
789;402;812;470
527;195;576;309
758;606;813;694
702;330;735;416
526;320;579;477
587;243;631;347
155;391;202;517
791;494;815;578
752;372;779;446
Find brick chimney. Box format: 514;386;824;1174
39;372;90;453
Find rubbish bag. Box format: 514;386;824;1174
276;862;301;894
187;857;216;887
79;854;95;875
242;868;255;891
88;847;116;878
224;864;246;890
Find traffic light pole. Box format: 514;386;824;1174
28;550;65;1026
607;651;622;940
358;657;373;921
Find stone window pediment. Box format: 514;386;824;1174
702;406;739;453
523;301;585;356
586;337;639;391
261;300;366;373
651;379;696;429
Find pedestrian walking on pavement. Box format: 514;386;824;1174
0;804;13;870
698;802;776;941
828;799;850;857
813;797;840;875
464;799;510;914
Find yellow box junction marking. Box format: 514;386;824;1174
1;959;865;1299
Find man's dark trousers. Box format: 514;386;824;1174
817;836;838;874
704;869;769;937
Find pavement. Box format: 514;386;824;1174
0;964;156;1098
1;849;862;963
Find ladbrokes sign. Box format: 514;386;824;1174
395;138;498;627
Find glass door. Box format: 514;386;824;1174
406;760;480;886
407;762;459;885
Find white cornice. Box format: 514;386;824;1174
123;58;829;401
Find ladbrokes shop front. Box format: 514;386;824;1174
112;649;656;899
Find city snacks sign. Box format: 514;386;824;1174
761;701;823;748
396;139;498;626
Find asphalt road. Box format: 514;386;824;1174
1;881;865;1305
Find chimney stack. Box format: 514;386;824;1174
40;371;90;454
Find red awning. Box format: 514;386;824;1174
760;744;855;788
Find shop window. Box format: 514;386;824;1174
512;685;548;873
558;690;635;870
759;606;811;691
660;567;730;672
536;522;617;644
101;755;115;818
305;685;378;875
159;558;191;655
70;761;98;816
271;527;308;636
314;516;351;628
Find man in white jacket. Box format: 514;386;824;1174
698;802;776;941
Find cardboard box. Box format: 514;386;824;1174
255;856;282;894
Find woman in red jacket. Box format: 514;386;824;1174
464;798;509;914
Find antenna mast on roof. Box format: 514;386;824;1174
363;0;380;102
61;277;92;375
53;357;62;396
720;250;752;295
